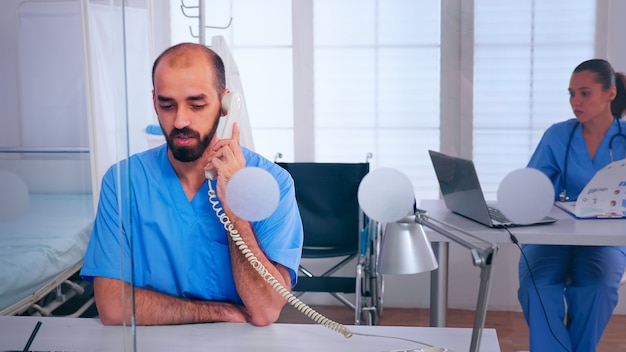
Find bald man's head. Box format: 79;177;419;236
152;43;226;94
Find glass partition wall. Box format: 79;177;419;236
0;0;97;322
0;0;153;350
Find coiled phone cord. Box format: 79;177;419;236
207;181;442;350
207;182;354;338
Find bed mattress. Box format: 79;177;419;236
0;193;94;314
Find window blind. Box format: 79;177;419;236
473;0;595;199
313;0;441;200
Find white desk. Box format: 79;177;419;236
420;199;626;327
421;199;626;246
0;316;501;352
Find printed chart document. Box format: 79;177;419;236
555;159;626;219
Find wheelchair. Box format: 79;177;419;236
275;155;384;325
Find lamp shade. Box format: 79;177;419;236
377;215;439;275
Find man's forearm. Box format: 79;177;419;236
225;214;290;326
94;277;248;326
133;286;248;325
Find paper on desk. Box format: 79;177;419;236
561;160;626;218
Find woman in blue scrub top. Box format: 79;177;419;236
519;59;626;352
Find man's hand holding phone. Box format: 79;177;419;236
205;122;246;200
204;91;242;181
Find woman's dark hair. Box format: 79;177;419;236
574;59;626;117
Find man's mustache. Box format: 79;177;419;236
170;127;199;139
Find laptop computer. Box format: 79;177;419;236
428;150;557;228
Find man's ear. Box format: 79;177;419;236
220;88;232;116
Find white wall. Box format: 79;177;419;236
0;2;20;148
605;1;626;73
0;0;91;194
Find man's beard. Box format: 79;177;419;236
165;120;219;162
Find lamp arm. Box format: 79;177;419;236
471;257;494;352
414;209;497;267
413;208;498;352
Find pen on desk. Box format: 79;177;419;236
22;320;42;352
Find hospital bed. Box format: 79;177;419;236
0;149;95;317
0;192;94;317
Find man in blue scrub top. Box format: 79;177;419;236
519;59;626;351
81;43;304;327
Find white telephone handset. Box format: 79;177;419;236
217;91;242;140
205;92;242;180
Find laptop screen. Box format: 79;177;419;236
428;150;494;227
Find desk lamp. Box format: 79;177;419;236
357;167;553;352
378;215;439;275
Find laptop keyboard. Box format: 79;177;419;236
488;206;511;224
